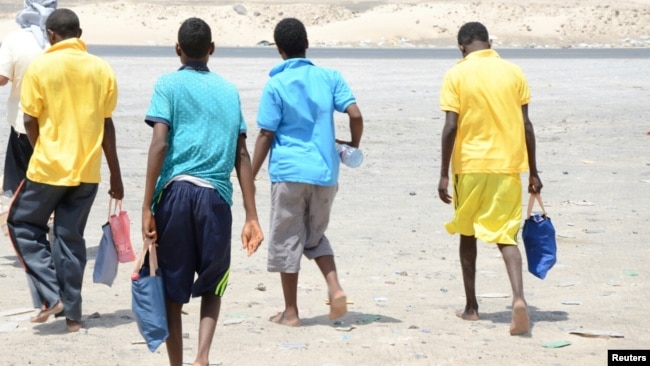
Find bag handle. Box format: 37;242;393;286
526;193;547;218
107;198;122;219
132;238;159;278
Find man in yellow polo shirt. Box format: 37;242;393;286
6;8;124;333
437;22;543;336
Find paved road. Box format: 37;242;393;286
87;45;650;59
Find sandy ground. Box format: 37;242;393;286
0;0;649;48
0;1;650;366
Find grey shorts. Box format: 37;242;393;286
267;182;338;273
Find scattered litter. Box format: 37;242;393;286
374;296;388;302
564;200;595;206
0;308;35;317
421;328;431;334
357;315;381;324
583;228;605;234
478;270;497;277
131;340;146;345
385;281;395;285
335;325;355;332
341;334;352;341
255;283;266;291
415;353;428;359
557;233;576;238
439;288;448;293
569;329;624;338
557;281;580;287
0;322;18;333
542;340;572;348
562;300;582;305
477;293;510;298
623;270;639;277
223;318;244;326
278;342;308;350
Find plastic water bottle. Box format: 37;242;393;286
336;143;363;168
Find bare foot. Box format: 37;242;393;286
66;319;83;332
328;295;348;320
455;308;479;321
30;301;64;323
269;311;301;327
509;300;530;335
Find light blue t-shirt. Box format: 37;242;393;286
145;66;246;207
257;58;356;186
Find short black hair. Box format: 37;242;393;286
273;18;307;57
178;17;212;59
457;22;489;46
46;8;80;39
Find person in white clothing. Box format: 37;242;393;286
0;0;58;195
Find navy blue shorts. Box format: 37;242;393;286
154;181;232;303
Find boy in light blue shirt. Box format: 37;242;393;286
252;17;364;327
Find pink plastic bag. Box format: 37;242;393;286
109;199;136;263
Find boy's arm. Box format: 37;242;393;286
251;129;275;178
335;103;363;148
24;113;39;147
141;122;168;243
438;111;458;204
102;117;124;200
234;134;264;256
523;104;543;194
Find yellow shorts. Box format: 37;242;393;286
445;173;522;245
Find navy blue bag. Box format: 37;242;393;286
131;239;168;352
522;194;557;280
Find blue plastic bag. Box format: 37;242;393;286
93;222;119;286
522;194;557;280
131;239;168;352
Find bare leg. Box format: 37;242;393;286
315;255;347;320
165;300;184;366
193;293;221;366
497;244;529;335
269;272;301;327
457;235;479;320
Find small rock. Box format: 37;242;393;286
255;283;266;291
233;5;247;15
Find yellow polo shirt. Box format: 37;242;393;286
21;38;118;186
440;49;530;174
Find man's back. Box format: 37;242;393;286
0;29;43;133
21;38;117;185
440;49;530;174
146;69;245;205
257;58;356;186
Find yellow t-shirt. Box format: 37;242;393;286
440;49;531;174
21;38;118;186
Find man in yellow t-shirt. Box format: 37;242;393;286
437;22;543;336
5;9;124;333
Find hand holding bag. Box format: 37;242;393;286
131;238;169;352
522;193;557;280
109;199;136;263
92;200;119;286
